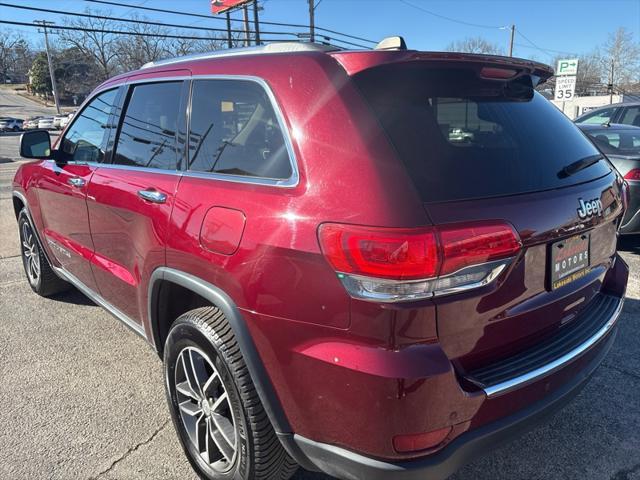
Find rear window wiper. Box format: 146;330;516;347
559;154;604;178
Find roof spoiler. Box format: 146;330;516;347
331;50;554;86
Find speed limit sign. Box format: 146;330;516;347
555;76;577;100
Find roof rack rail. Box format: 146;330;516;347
141;42;339;69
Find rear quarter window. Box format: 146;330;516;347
188;79;293;180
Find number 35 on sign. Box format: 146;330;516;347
555;76;577;100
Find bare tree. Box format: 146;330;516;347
115;15;169;71
59;9;119;81
0;29;33;83
576;51;605;94
446;36;504;55
602;27;640;89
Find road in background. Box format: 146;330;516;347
1;96;639;479
0;87;57;163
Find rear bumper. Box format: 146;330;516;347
285;323;618;480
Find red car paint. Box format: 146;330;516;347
13;46;628;476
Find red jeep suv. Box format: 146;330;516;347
13;41;629;480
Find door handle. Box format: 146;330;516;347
67;177;86;188
137;189;167;204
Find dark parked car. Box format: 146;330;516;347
575;101;640;127
578;123;640;234
13;41;629;480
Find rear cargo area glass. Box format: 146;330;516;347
354;65;612;203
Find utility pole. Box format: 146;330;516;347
508;24;515;57
34;20;61;114
242;5;251;47
609;58;614;104
308;0;315;43
253;0;261;46
226;12;232;48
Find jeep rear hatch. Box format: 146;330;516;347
351;57;624;373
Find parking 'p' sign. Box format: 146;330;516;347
557;58;579;76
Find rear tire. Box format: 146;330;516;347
18;209;70;296
164;306;298;480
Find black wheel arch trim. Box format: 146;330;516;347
12;190;56;268
148;267;296;440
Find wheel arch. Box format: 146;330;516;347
147;267;295;438
12;192;25;220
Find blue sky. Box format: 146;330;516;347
1;0;639;64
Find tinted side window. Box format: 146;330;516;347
112;82;182;170
188;80;292;180
60;89;117;163
579;107;615;124
621;106;640;127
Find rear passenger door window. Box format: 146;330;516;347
188;79;293;180
621;106;640;127
112;81;183;170
59;88;118;163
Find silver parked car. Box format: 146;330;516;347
575;102;640;127
0;117;23;132
577;123;640;234
22;117;42;130
37;117;55;130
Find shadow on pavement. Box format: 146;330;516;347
50;287;98;307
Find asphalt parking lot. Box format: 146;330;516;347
1;88;639;480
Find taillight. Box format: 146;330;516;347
621;180;631;212
317;225;439;280
624;169;640;181
318;221;521;302
439;222;522;275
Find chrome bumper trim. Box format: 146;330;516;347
483;296;624;398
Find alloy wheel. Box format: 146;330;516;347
175;347;238;474
21;222;40;285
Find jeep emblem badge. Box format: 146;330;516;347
577;198;603;219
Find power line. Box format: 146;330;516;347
515;30;554;59
3;3;374;48
84;0;377;44
0;2;298;37
399;0;508;30
0;18;319;44
0;4;370;49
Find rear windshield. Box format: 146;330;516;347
354;65;611;203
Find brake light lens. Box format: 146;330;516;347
479;67;518;79
439;222;522;275
318;225;439;280
624;169;640;181
318;221;521;302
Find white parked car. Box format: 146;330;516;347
37;117;55;130
60;111;75;129
0;117;23;132
53;114;67;130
